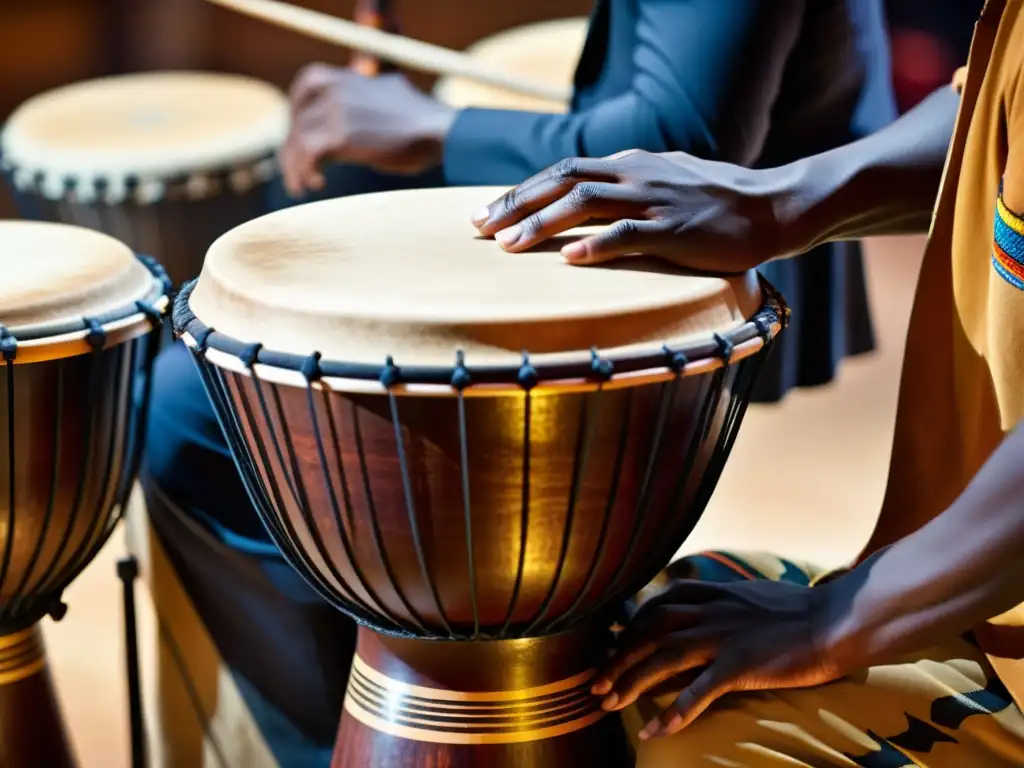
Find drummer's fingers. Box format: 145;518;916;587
600;637;713;712
591;640;661;696
473;157;622;235
614;605;706;652
493;183;640;252
560;219;666;265
299;137;329;192
278;137;304;198
283;132;327;196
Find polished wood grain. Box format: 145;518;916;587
219;364;742;635
0;335;154;766
201;348;758;767
332;626;633;767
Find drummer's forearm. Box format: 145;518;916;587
821;424;1024;670
775;85;960;253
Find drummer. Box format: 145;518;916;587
471;2;1024;763
274;0;895;404
142;2;895;765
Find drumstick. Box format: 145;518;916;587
204;0;572;103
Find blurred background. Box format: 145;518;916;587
0;0;985;765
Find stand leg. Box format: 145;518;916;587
118;556;147;768
332;626;634;768
0;626;76;767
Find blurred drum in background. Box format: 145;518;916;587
0;72;288;288
433;17;587;113
0;221;168;767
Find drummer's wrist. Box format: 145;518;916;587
762;148;882;257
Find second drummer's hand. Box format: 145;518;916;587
592;577;854;740
280;63;457;196
598;422;1024;741
473;85;961;269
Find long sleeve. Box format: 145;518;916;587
443;0;807;186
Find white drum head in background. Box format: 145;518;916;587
1;72;288;205
434;18;589;113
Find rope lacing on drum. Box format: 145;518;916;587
238;343;262;369
450;351;479;638
379;356;401;389
47;598;68;622
0;326;16;363
450;351;471;391
137;254;172;302
753;315;773;344
380;354;454;636
84;318;107;351
134;301;163;329
516;351;538;391
194;327;216;354
713;333;734;363
300;352;322;382
589;347;614;381
663;345;689;376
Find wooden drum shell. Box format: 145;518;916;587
207;362;750;639
0;335;154;631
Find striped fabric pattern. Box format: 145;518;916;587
994;196;1024;290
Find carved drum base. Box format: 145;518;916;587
333;627;634;767
0;627;75;767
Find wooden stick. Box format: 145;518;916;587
205;0;572;102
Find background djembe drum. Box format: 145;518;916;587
0;71;288;289
174;187;787;767
0;221;168;767
433;17;588;112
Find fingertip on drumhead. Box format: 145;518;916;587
471;207;490;228
561;241;589;264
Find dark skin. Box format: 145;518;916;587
469;85;1024;740
473;86;959;266
279;64;456;195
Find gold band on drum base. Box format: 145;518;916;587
343;655;605;745
0;627;45;686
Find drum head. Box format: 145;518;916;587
189;187;762;368
2;72;287;197
434;18;587;113
0;221;155;336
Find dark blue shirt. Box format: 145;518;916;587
444;0;895;183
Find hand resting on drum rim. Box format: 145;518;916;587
473;149;802;272
474;87;960;270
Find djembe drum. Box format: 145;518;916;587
0;72;288;288
0;221;168;766
174;187;786;766
434;17;588;113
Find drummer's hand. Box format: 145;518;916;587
281;64;456;195
473;150;804;273
593;577;855;740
